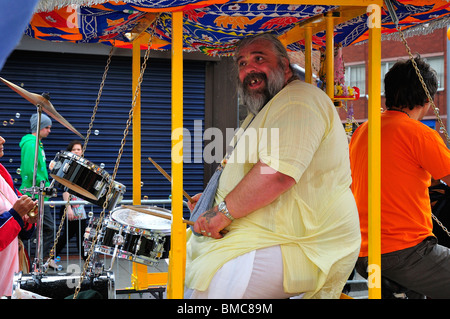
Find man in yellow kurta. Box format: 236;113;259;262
185;33;360;299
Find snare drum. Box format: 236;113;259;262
12;271;115;299
95;207;172;266
50;151;111;201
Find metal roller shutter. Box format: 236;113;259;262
0;49;205;255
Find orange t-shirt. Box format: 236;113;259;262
350;110;450;256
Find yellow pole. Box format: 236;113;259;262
325;11;334;99
167;10;186;299
131;37;149;290
305;26;313;84
132;38;142;206
367;5;381;299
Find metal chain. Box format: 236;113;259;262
342;21;450;237
387;19;450;237
44;196;71;272
41;46;115;273
73;14;161;299
395;25;450;145
432;212;450;237
83;46;115;155
394;25;450;237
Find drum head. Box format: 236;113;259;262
52;176;97;200
111;207;171;232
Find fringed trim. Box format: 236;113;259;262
35;0;132;12
382;17;450;41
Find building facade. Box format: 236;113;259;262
339;27;448;138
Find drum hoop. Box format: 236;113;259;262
110;206;172;233
58;150;111;180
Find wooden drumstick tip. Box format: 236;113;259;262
121;204;194;226
148;156;193;203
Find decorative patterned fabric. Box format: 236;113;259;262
26;1;450;56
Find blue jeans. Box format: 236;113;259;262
356;237;450;299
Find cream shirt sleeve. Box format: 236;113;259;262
258;94;328;183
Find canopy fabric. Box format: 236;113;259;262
27;1;450;56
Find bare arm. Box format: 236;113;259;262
193;161;295;239
62;191;75;221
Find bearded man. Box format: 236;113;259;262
184;33;361;299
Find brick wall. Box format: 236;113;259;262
339;27;447;133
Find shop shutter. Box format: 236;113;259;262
0;50;205;255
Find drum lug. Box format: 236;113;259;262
153;234;166;259
62;162;70;173
112;233;124;246
135;232;143;254
95;180;104;191
92;261;105;278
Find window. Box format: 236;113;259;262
426;56;444;90
381;56;444;94
344;64;365;95
380;61;393;94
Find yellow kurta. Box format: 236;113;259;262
185;80;361;298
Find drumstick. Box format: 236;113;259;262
148;156;193;203
121;205;228;236
121;204;194;226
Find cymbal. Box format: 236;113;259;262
0;77;84;139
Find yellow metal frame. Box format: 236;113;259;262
131;38;149;290
167;10;186;299
128;0;382;299
367;15;381;299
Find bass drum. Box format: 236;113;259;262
12;271;115;299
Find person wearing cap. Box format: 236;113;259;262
19;113;55;265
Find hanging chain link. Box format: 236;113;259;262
83;46;115;155
394;25;450;237
42;46;116;272
343;14;450;238
395;25;450;145
73;14;161;299
342;19;450;237
432;212;450;237
44;196;71;272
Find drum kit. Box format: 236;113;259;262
1;77;175;299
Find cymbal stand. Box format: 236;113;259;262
23;105;57;275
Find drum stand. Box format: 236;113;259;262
23;180;56;274
0;84;118;298
14;107;114;299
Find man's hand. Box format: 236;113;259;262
187;193;202;212
193;205;231;239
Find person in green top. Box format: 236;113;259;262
19;113;55;265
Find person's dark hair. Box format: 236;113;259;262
66;140;83;152
384;55;438;110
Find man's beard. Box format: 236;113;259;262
238;67;286;115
